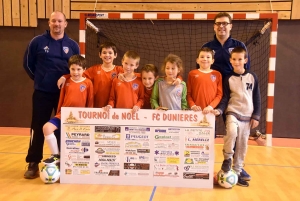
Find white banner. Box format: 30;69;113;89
60;107;215;189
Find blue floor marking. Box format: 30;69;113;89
149;186;157;201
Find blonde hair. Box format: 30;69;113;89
122;50;140;65
161;54;183;75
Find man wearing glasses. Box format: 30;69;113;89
200;12;250;78
200;12;251;182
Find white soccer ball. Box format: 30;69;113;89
40;164;60;184
217;169;238;189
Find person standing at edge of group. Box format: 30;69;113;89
23;11;80;179
213;47;261;187
200;12;251;181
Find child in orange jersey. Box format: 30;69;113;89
187;47;223;114
150;54;188;110
140;64;158;109
103;50;144;113
58;41;123;108
43;55;94;165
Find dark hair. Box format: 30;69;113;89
197;47;215;59
122;50;140;65
68;55;87;69
230;47;248;58
196;47;214;69
161;54;184;75
214;12;232;23
141;64;158;77
99;41;117;55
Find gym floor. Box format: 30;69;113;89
0;127;299;201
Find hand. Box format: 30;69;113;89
191;105;201;112
156;106;168;111
118;73;126;82
172;78;181;86
57;76;66;89
132;106;140;113
250;119;259;129
103;105;112;112
202;106;213;114
212;109;220;116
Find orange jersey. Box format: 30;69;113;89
63;65;123;108
108;76;144;109
55;77;94;119
187;69;222;109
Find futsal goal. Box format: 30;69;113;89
79;12;278;146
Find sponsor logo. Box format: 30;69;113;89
124;163;150;170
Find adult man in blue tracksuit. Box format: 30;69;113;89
23;11;80;179
201;12;250;78
200;12;251;181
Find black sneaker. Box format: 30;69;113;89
221;158;232;172
237;176;249;187
24;162;39;179
43;154;60;165
240;168;251;181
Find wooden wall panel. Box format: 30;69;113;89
46;0;54;18
71;2;292;12
62;0;70;19
54;0;62;11
12;0;20;26
291;0;300;19
71;0;291;2
0;0;3;26
29;0;37;27
0;0;299;27
38;0;46;18
20;0;29;27
3;0;12;26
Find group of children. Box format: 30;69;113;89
42;41;261;188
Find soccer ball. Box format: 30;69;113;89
217;169;238;189
40;164;60;184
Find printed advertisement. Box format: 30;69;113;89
60;108;215;189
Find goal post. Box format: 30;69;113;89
79;12;278;146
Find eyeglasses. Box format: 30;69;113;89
214;22;231;26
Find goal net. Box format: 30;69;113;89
80;13;277;138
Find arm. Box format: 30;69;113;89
23;39;38;80
86;80;94;108
208;72;223;108
132;81;145;113
186;72;196;108
181;82;188;110
57;74;71;89
251;72;261;121
150;79;160;109
215;76;231;115
107;79;116;108
83;67;94;81
55;82;66;119
172;75;183;86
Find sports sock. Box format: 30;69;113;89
45;133;59;155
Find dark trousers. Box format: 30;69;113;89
25;90;60;163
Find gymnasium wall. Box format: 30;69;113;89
0;19;299;138
0;0;300;28
0;0;299;138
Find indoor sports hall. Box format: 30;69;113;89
0;0;299;201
